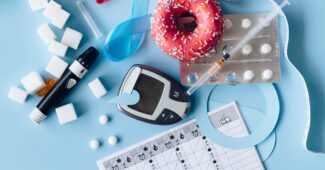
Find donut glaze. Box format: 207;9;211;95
151;0;224;61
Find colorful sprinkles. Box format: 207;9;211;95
151;0;224;61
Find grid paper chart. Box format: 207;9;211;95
97;102;264;170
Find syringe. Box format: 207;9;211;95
186;0;290;96
76;1;104;39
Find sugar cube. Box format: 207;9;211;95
28;0;48;11
51;9;70;29
43;0;61;20
61;28;83;50
37;23;57;44
45;56;68;78
8;86;28;104
55;103;78;124
21;72;45;94
48;40;68;57
88;78;107;99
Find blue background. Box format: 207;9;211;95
0;0;324;169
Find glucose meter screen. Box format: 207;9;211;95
130;74;164;115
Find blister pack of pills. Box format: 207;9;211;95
179;13;280;85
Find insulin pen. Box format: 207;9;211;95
29;47;99;124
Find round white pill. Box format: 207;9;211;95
99;114;109;125
90;139;100;150
259;18;271;27
241;18;252;29
260;43;272;55
242;44;253;55
262;69;274;81
243;70;255;81
224;19;233;30
108;136;118;146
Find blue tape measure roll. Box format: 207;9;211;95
197;84;280;149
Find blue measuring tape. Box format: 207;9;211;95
104;0;151;61
197;84;280;149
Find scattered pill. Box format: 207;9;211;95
259;17;271;27
45;56;68;78
43;0;62;20
21;72;45;94
55;103;78;124
28;0;48;11
108;136;118;146
48;40;68;57
8;86;28;104
37;23;57;44
260;43;272;55
243;70;255;81
262;69;274;81
51;8;70;29
88;78;107;99
61;28;83;50
99;114;109;124
241;44;253;55
36;78;57;97
224;19;233;30
90;139;100;150
241;18;252;29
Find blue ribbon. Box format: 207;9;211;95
104;0;151;61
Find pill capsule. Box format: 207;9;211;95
259;17;271;27
108;136;118;146
242;44;253;55
262;69;274;81
99;114;109;125
90;139;100;150
224;19;233;30
243;70;255;81
260;43;272;55
241;18;252;29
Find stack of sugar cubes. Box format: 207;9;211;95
25;0;119;148
8;0;84;125
31;0;83;57
8;72;45;104
29;0;84;80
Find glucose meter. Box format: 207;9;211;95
118;65;190;125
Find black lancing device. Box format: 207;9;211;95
29;47;99;124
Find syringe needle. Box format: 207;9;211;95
186;0;289;96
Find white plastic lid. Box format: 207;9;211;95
29;108;47;124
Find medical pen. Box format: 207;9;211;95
29;47;99;124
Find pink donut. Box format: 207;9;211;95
151;0;224;61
